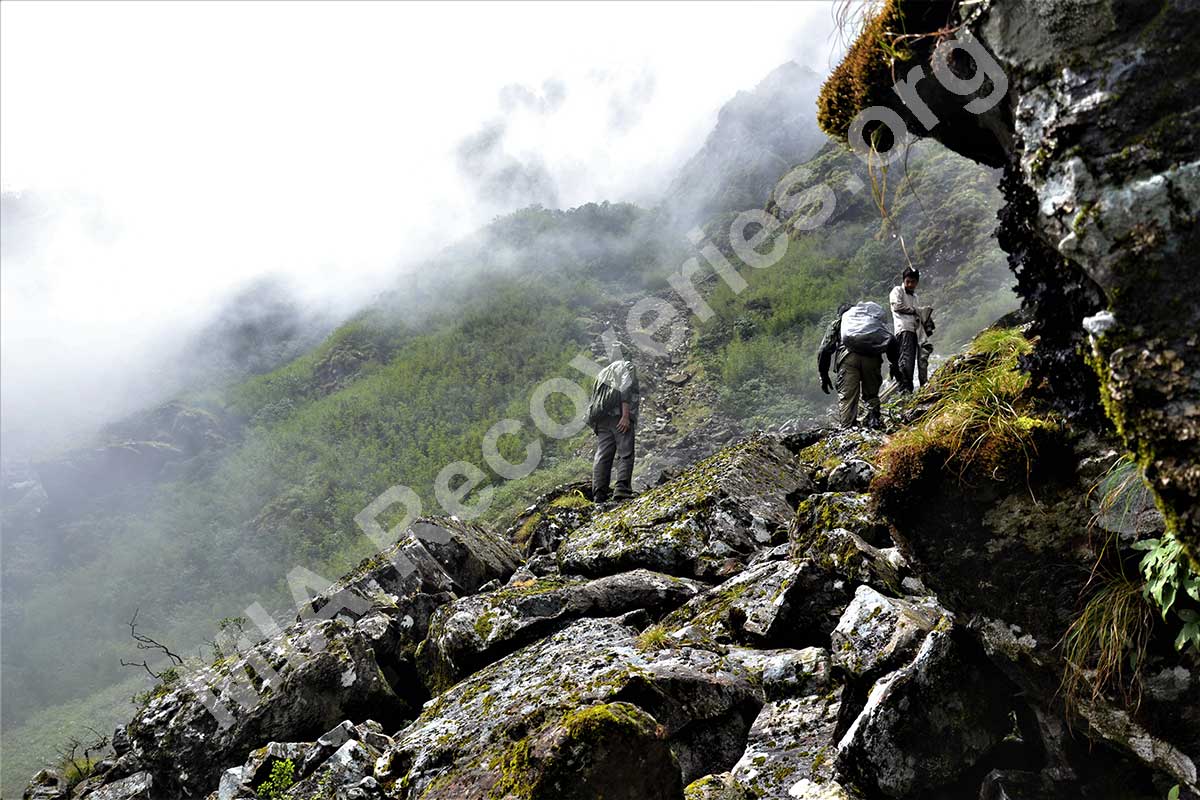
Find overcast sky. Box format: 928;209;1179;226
1;1;839;452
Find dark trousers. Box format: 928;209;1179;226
593;416;635;500
897;330;919;393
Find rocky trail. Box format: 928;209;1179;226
26;332;1199;800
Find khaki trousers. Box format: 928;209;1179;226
836;349;882;428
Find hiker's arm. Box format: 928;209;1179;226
891;287;916;314
817;322;837;393
617;402;632;432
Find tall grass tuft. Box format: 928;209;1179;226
1059;566;1153;712
875;326;1047;490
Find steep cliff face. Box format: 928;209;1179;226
817;0;1200;555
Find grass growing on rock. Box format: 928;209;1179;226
874;327;1057;503
1060;566;1153;713
818;0;957;141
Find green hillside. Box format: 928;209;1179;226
0;141;1015;793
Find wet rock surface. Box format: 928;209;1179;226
43;404;1199;799
560;435;811;580
416;569;703;691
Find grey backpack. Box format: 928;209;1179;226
840;302;891;355
586;361;634;427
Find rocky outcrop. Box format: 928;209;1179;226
97;517;521;798
415;569;703;691
560;435;811;580
661;559;849;648
836;629;1015;798
35;402;237;507
380;618;760;796
818;0;1200;553
35;417;1195;800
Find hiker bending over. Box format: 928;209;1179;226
586;359;640;503
889;267;922;393
817;302;899;430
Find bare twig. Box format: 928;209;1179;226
119;609;183;678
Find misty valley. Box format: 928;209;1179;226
2;2;1198;799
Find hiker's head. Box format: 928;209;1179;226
902;267;920;293
836;302;853;318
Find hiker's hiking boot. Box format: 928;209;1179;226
864;409;883;430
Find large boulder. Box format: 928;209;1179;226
122;614;406;798
730;692;845;800
661;559;850;648
379;618;762;797
560;435;812;580
313;517;523;615
415;569;703;692
831;586;947;682
836;629;1014;798
790;492;890;550
793;527;907;595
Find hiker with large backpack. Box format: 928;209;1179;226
586;359;640;503
817;301;900;429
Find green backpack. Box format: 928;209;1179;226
586;361;632;427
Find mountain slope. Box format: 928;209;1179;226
663;61;828;227
2;70;1016;795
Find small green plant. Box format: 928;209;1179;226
55;731;108;793
132;666;182;707
256;758;296;800
61;757;97;793
636;625;671;652
1132;533;1200;653
549;490;593;510
1089;456;1153;537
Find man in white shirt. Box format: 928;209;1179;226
889;267;921;393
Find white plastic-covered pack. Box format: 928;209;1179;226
840;302;891;355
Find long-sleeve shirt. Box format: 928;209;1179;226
890;285;921;334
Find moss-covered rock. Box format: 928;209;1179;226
790;492;889;550
835;629;1015;798
381;618;762;797
793;527;907;596
504;481;597;557
415;570;703;693
730;691;845;800
831;586;947;682
660;560;850;649
559;435;811;580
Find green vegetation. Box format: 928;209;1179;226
635;625;672;652
696;141;1014;428
1133;534;1200;653
875;327;1050;495
132;666;181;708
1061;567;1154;711
818;0;957;141
256;758;296;800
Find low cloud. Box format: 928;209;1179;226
455;120;560;211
